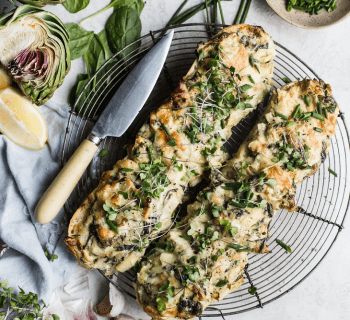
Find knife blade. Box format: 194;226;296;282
35;30;174;224
92;30;174;140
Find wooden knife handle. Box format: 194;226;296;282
35;138;99;224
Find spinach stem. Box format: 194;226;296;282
80;3;116;25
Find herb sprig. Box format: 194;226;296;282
0;279;60;320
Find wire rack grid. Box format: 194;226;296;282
61;23;350;318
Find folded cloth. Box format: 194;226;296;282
0;101;77;302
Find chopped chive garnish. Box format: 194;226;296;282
291;104;301;118
311;112;324;121
325;106;336;111
228;243;250;252
328;168;337;177
314;127;323;133
304;95;310;106
282;77;291;83
300;112;312;119
276;112;288;120
317;101;322;115
121;168;134;172
275;239;292;253
106;219;119;234
287;121;295;126
161;122;171;135
324;108;329;119
248;75;255;84
249;53;254;67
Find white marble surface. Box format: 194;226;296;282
1;0;350;319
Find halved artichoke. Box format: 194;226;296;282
0;5;70;105
16;0;65;8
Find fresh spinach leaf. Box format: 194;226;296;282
63;0;90;13
106;7;142;58
80;0;144;24
66;23;94;60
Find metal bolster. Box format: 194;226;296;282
87;132;102;146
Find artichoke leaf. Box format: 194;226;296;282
16;0;66;8
0;5;70;105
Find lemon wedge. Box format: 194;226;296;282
0;67;12;90
0;87;48;150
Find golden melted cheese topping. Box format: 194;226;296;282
65;24;275;275
135;79;339;320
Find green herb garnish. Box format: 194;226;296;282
328;168;337;177
100;149;109;157
275;112;288;120
216;280;228;287
248;286;257;295
275;239;292;253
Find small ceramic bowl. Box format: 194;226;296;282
266;0;350;29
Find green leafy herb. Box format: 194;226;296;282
198;50;205;62
328;168;337;177
118;191;128;200
240;84;253;92
80;0;145;25
286;0;337;15
121;168;134;172
66;23;94;60
216;280;228;287
103;201;120;220
282;77;291;83
144;249;157;258
134;261;141;272
266;178;277;188
155;241;174;252
275;239;292;253
248;286;257;295
106;7;142;59
63;0;90;13
100;149;109;157
0;279;60;318
168;138;177;146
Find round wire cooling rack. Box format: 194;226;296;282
61;23;350;318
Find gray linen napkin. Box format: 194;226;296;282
0;101;77;302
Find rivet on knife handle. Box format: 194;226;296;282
34;134;101;224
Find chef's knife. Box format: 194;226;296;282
35;30;174;224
